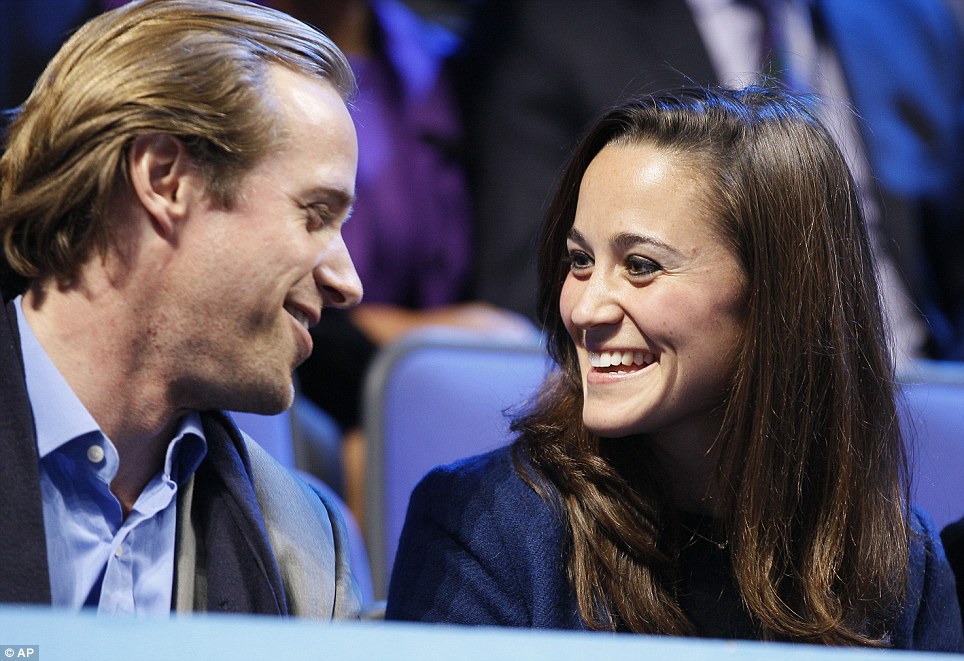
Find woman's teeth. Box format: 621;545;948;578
588;350;654;368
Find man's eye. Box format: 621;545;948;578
307;204;332;229
626;255;660;276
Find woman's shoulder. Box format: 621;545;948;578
907;506;951;563
892;506;963;651
389;445;578;627
410;444;553;523
905;506;949;600
421;443;521;482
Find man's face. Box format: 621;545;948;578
166;65;361;415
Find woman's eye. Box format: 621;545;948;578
626;255;660;276
566;250;593;271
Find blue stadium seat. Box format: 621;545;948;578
364;340;964;603
362;328;548;600
898;359;964;531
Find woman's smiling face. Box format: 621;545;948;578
560;141;747;454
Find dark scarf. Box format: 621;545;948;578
189;411;288;615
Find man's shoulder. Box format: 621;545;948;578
242;434;339;546
241;433;362;619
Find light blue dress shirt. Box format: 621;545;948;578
15;297;207;615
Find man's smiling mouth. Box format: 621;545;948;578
284;304;311;330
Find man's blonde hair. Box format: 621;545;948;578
0;0;355;289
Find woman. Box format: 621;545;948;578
385;86;962;649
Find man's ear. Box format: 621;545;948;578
128;134;203;238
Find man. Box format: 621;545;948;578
0;0;364;617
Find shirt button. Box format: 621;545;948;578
86;444;105;463
114;546;124;558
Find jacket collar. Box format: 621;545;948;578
0;298;52;604
174;411;287;615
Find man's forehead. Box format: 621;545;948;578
259;65;358;196
266;64;348;115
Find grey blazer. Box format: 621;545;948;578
174;435;361;619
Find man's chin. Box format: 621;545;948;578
221;380;295;416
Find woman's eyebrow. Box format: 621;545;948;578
610;231;678;255
566;227;588;244
568;227;679;255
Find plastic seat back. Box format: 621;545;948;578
363;329;549;599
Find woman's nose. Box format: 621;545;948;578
567;272;622;328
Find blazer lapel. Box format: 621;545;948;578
0;298;52;604
180;412;288;615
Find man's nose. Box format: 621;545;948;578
315;235;363;309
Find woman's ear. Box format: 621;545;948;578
127;134;203;238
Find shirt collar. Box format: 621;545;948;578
166;412;207;484
16;295;100;459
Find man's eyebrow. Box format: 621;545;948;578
305;186;354;220
341;202;355;226
312;187;354;210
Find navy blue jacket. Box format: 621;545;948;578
387;446;963;651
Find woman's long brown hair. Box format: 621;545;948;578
512;86;909;644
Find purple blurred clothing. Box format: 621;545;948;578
343;0;471;307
